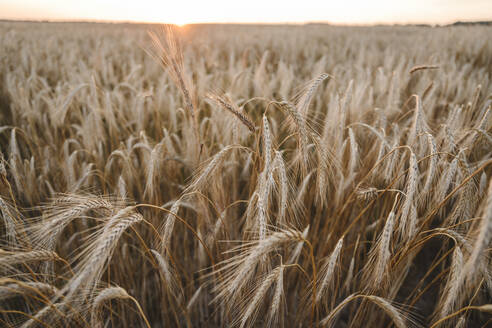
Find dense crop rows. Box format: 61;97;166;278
0;21;491;327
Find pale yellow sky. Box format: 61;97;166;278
1;0;491;25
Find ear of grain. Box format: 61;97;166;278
372;211;395;288
186;286;203;312
316;236;343;304
435;157;458;203
239;266;283;328
262;114;273;170
256;170;272;240
267;265;285;327
408;95;428;145
157;200;180;254
421;133;437;198
64;207;143;302
151;249;180;297
0;281;59;301
207;93;256;132
287;225;309;264
365;295;408;328
383;142;399;183
0;250;59;269
144;143;163;200
213;229;303;305
398;152;418;239
296;171;314;205
0;197;19;246
91;286;130;328
278;101;310;172
343;257;355;293
347;127;359;176
273;151;289;225
25;195;114;251
437;246;463;320
296;73;331;116
320;294;360;327
462;179;492;282
185;145;237;193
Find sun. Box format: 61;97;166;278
162;16;190;27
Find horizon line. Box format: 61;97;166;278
1;17;491;27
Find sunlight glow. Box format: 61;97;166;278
1;0;491;25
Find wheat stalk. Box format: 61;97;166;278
409;65;439;74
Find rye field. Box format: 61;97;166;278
0;21;491;327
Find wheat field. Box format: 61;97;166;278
0;21;491;327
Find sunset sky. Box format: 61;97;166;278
1;0;491;25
